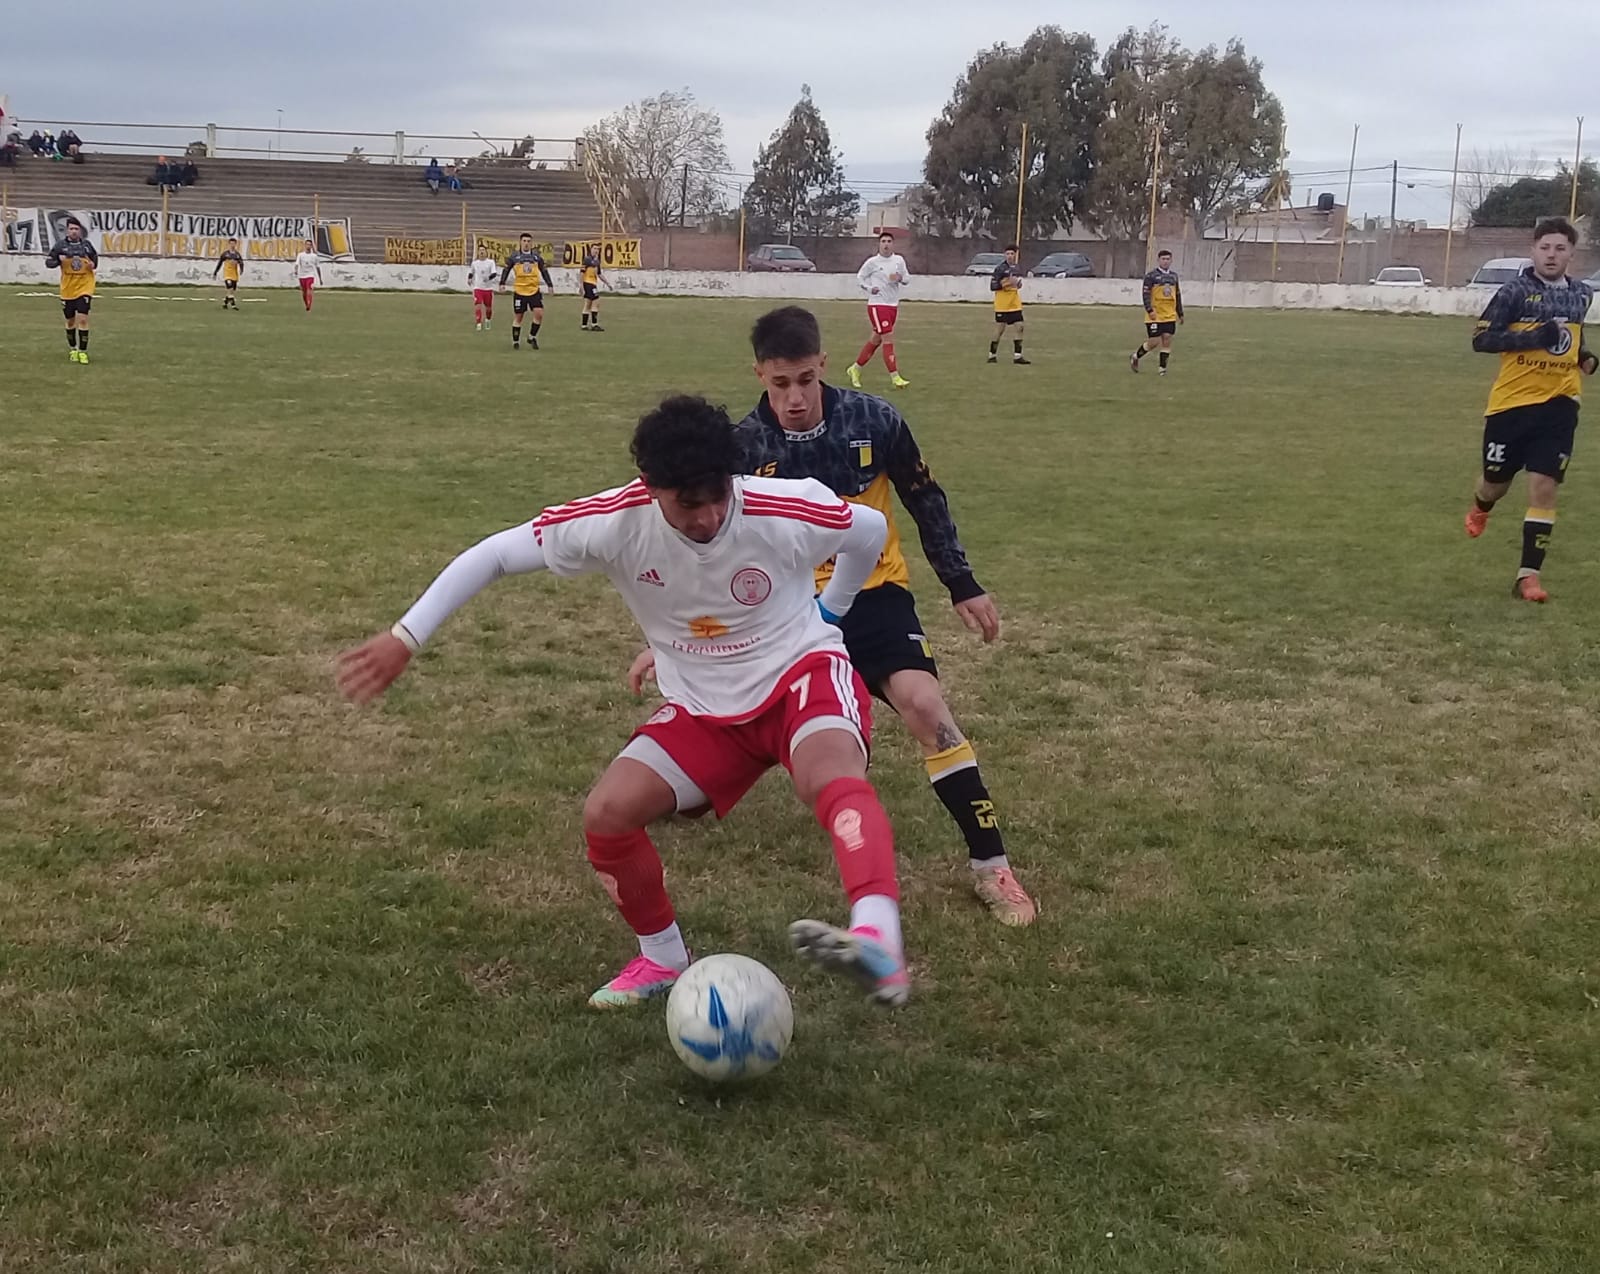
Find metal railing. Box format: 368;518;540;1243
4;117;580;167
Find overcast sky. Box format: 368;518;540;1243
4;0;1595;224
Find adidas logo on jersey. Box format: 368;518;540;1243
636;568;665;586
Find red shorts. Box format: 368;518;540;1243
867;305;898;335
473;288;494;304
630;650;872;817
298;277;315;292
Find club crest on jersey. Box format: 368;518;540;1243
730;567;772;606
850;439;873;467
688;615;731;639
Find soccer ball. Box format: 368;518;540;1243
665;953;793;1083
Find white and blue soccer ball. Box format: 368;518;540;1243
666;953;793;1082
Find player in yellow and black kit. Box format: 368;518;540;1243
45;220;98;364
1464;217;1597;602
499;233;554;350
987;244;1030;365
212;237;245;310
735;306;1036;926
1132;249;1184;374
579;247;606;332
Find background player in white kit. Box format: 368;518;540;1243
294;240;323;313
468;248;500;330
336;394;911;1011
848;231;911;390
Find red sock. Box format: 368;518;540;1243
586;829;675;934
484;297;493;319
856;340;876;368
473;301;483;323
814;777;898;904
883;345;898;373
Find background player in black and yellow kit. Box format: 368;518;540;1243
1464;217;1597;602
1132;249;1184;374
212;237;244;310
45;220;98;364
736;306;1036;926
987;245;1029;365
579;248;606;332
499;234;554;350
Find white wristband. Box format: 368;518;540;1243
390;621;421;653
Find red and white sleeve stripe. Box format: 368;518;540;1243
533;480;651;544
742;491;853;529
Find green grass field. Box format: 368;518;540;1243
3;285;1598;1273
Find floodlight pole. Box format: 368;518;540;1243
1014;122;1028;249
1444;124;1462;285
1571;117;1585;220
1335;124;1359;284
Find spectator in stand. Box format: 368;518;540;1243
27;129;49;156
0;137;17;168
180;159;199;186
148;156;182;191
57;127;83;161
444;162;464;192
424;158;443;194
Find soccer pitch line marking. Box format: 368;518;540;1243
13;291;267;303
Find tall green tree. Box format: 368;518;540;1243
923;26;1106;238
1088;23;1185;240
742;86;860;244
581;90;730;230
1163;40;1283;232
1471;161;1600;227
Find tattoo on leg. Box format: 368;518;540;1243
934;722;963;751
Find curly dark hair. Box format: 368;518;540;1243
630;394;739;496
750;305;822;363
1534;216;1578;246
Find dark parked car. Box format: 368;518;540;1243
747;243;817;272
1029;251;1095;278
964;251;1007;276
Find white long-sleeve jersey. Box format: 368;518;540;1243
468;257;500;289
857;253;910;307
395;476;888;720
294;252;320;280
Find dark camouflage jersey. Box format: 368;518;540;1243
1473;266;1594;414
735;385;983;602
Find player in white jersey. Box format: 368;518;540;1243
337;394;912;1011
468;249;500;330
848;231;911;390
293;240;323;313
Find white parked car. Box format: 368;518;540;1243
1468;258;1532;289
1369;266;1430;286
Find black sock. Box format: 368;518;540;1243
78;331;89;351
1521;508;1555;573
1159;351;1170;369
67;328;78;348
1133;346;1146;361
581;312;589;328
1013;340;1024;357
512;324;521;346
529;321;541;340
929;753;1007;863
1475;495;1496;513
989;340;998;354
